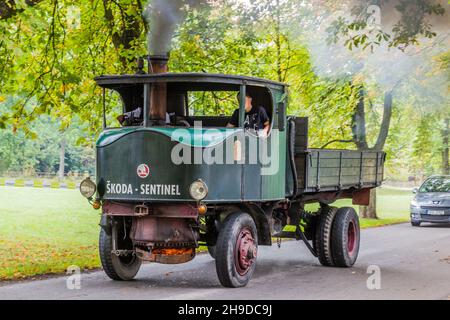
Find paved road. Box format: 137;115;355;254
0;223;449;300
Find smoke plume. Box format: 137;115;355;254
143;0;204;55
296;0;449;105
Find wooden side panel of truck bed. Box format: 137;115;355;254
297;149;385;192
288;117;386;195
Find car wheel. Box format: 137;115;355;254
411;221;421;227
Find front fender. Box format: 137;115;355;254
99;215;112;236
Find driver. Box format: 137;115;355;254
226;91;270;135
117;107;171;126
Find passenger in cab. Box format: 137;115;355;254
227;92;270;136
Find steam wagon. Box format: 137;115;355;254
79;55;385;287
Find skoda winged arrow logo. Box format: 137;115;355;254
137;164;150;178
432;200;440;205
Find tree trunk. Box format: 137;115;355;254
351;86;369;150
351;89;393;219
442;118;449;175
274;0;282;82
102;0;143;70
58;138;66;180
0;0;43;20
359;189;377;218
351;87;374;218
373;91;393;151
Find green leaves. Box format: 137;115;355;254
0;0;141;135
328;0;446;52
0;0;447;179
0;114;95;175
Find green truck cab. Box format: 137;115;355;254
80;56;385;287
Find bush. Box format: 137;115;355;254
50;181;60;188
34;180;43;188
14;179;25;187
67;181;77;189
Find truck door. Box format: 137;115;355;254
242;86;286;201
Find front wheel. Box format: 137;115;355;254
207;245;216;259
215;213;258;288
99;222;141;281
331;207;360;267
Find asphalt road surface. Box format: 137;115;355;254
0;223;449;300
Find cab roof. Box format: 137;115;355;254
94;72;287;91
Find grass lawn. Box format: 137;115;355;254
0;186;412;280
0;187;100;280
304;186;412;228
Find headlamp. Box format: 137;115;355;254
189;179;208;201
79;177;96;199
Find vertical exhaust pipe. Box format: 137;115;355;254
147;54;169;125
148;54;169;73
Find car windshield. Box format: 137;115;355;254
419;177;450;193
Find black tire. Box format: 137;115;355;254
215;212;258;288
314;206;338;266
99;226;141;281
207;245;216;259
411;221;421;227
331;207;360;267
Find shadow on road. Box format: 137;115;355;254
418;223;450;228
129;253;322;289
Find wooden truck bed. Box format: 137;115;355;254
287;117;385;196
295;149;385;192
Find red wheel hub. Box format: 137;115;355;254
234;228;257;275
347;220;357;255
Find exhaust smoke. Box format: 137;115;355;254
294;0;450;107
143;0;205;56
142;1;205;125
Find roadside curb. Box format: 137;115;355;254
0;179;80;189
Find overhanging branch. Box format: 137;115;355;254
320;139;355;149
0;0;42;20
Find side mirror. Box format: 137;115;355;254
278;102;285;132
412;187;418;194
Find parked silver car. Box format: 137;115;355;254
410;175;450;227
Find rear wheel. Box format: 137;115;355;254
411;221;421;227
331;207;360;267
215;213;258;288
314;205;338;266
99;219;141;281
